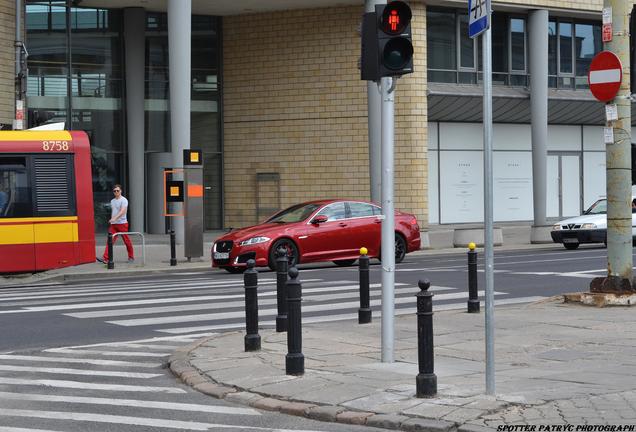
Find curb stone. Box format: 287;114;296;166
167;330;469;432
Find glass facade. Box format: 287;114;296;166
25;1;223;230
427;7;601;90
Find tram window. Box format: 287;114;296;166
0;157;33;218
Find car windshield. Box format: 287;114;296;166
266;203;322;223
584;199;607;215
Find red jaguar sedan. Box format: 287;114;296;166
212;199;421;273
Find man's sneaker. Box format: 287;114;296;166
128;258;135;263
96;257;105;263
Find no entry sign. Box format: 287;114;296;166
588;51;622;102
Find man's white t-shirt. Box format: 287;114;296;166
110;196;128;224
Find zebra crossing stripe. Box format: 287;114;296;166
105;290;504;327
157;295;545;334
0;391;260;415
0;364;161;378
43;348;169;358
0;377;186;393
0;354;160;368
66;284;423;319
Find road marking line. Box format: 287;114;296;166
158;294;534;334
0;391;260;415
0;365;161;378
105;290;504;327
0;377;186;393
0;354;159;368
43;348;168;358
67;284;446;318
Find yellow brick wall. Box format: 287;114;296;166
222;4;428;228
501;0;601;10
0;0;16;126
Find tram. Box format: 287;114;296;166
0;130;95;273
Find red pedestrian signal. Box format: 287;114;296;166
361;1;414;81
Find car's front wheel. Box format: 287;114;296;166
268;239;299;271
564;243;579;250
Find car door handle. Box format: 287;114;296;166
339;222;347;227
374;220;382;224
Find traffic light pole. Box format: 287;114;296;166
380;76;396;363
590;0;633;294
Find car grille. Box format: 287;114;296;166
215;241;233;253
560;224;582;230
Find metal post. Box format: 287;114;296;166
107;233;114;270
358;247;372;324
285;267;304;375
380;76;396;363
416;279;437;398
275;248;288;332
483;21;496;396
244;259;261;352
170;229;177;266
467;242;480;313
590;0;634;293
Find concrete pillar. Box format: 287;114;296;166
529;9;550;243
168;0;191;244
123;7;146;233
366;0;386;203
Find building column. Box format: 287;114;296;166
123;7;146;233
365;0;386;203
168;0;191;244
529;9;550;242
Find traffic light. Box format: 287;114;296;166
361;1;414;81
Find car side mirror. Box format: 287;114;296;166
311;215;328;224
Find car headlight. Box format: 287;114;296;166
581;223;596;229
239;236;271;246
552;224;562;231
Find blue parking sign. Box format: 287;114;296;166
468;0;490;38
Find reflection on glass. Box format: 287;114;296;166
427;10;456;70
459;14;474;69
559;22;573;74
548;21;557;77
575;23;601;78
510;18;525;71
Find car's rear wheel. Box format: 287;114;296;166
563;243;579;250
333;259;357;267
378;234;407;264
223;266;245;274
268;239;299;271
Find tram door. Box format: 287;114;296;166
547;153;581;219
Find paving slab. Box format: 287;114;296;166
162;298;636;431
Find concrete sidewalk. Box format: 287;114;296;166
170;299;636;431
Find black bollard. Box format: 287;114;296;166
467;242;479;313
275;248;288;332
107;232;114;270
244;259;261;352
285;266;304;375
416;279;437;398
358;247;372;324
170;230;177;266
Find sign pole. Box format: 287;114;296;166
482;16;495;397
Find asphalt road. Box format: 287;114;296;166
0;244;623;431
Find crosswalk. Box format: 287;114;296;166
0;274;546;335
0;335;363;431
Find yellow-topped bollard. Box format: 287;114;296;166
468;242;476;251
358;246;371;324
467;242;479;313
360;247;368;256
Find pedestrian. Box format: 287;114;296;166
0;184;8;216
97;184;134;263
